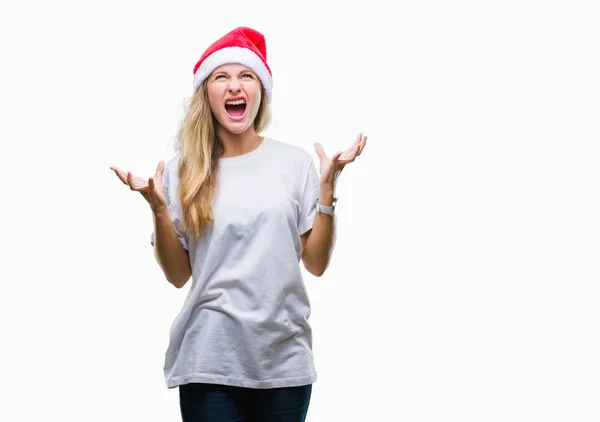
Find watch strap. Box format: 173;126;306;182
316;197;337;215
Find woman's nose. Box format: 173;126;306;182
228;78;241;92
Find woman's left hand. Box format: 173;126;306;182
314;133;367;189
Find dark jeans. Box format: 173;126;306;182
179;382;312;422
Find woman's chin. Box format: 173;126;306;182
216;114;253;135
224;121;250;134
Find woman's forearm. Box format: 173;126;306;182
303;187;337;276
153;210;192;288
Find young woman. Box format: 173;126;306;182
111;26;366;421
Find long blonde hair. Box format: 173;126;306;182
173;82;271;239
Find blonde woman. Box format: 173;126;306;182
110;27;366;422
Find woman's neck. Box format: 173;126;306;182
217;127;264;158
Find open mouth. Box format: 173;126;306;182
225;99;246;117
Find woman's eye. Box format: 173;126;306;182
243;74;254;78
215;75;225;80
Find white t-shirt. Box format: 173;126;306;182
150;137;321;389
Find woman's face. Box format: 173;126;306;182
207;63;263;135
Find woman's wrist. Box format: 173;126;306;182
153;206;170;219
318;185;335;206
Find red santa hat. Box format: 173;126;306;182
192;27;273;102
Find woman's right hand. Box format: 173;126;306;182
110;161;168;216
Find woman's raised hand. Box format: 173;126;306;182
110;161;168;215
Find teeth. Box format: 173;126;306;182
226;99;246;105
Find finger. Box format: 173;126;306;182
340;147;358;163
111;167;129;185
155;160;165;179
334;152;346;173
356;141;363;156
111;169;126;184
149;176;159;194
333;151;343;166
344;134;363;157
314;142;327;160
146;177;155;199
358;135;367;155
127;172;136;190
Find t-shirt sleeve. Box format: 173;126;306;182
150;161;189;251
297;159;321;236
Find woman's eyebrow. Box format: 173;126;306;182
213;69;255;77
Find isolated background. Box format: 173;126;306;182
1;0;599;420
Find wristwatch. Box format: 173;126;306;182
316;197;338;216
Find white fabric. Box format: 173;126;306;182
150;137;321;389
193;46;273;101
